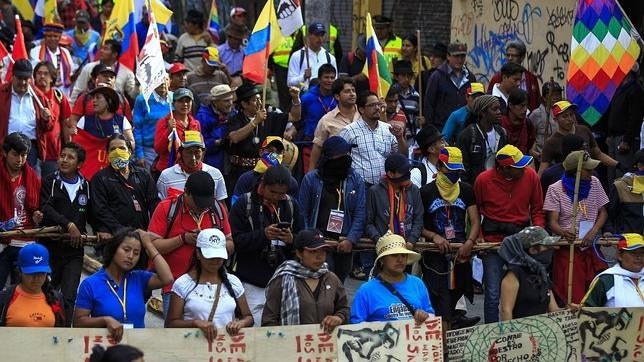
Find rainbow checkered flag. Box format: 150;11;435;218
566;0;641;126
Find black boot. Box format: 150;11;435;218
451;309;480;329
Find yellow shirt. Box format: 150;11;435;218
5;286;55;327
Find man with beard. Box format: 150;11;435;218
298;136;366;282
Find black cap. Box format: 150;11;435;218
393;60;413;74
91;63;117;78
184;171;215;209
385;153;411;174
13;59;32;78
430;42;448;58
635;149;644;165
235;82;260;102
373;15;393;26
294;229;328;250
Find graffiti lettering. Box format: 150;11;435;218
520;3;541;44
471;0;483;17
546;31;570;63
547;6;574;29
469;23;519;78
493;0;519;22
553;59;565;81
527;48;549;82
452;13;475;39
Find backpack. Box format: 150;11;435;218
413;164;429;186
164;194;225;238
298;48;332;70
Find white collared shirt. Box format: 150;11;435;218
8;88;37;139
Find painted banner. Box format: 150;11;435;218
0;318;443;361
450;0;576;87
579;307;644;361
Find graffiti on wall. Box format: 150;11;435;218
451;0;575;87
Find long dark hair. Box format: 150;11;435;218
90;344;143;362
186;249;241;317
102;229;149;270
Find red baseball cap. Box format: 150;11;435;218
168;63;189;75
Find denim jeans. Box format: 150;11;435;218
48;247;83;327
162;292;172;320
483;252;506;323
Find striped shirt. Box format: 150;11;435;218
543;177;609;232
339;118;398;185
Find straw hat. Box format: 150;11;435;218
375;232;421;265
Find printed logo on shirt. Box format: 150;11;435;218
30;312;45;321
384;303;412;320
78;194;88;206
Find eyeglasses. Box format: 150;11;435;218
364;102;384;109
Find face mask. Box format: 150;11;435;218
322;155;352;179
389;171;411;184
108;148;130;170
444;172;461;184
531;249;553;268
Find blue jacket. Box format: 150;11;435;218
298;169;366;243
132;92;171;159
300;85;336;138
442;105;471;145
195;105;234;169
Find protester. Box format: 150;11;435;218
442;82;485;145
499;226;560;320
195;84;235;170
581;233;644;307
166;228;253;342
399;33;431;88
410;125;444;187
30;22;76;96
0;243;65;327
89;344;144;362
74;229;173;341
501;89;536;155
528;80;562;165
132;78;171;168
350;232;433;324
76;84;135;147
262;229;349;332
606;149;644;234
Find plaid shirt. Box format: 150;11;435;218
339;117;398;185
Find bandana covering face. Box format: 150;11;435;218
108;148;130;170
435;172;460;203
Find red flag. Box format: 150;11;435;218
5;15;28;82
0;41;8;60
73;129;109;180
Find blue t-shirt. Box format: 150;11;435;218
350;274;434;323
75;268;154;328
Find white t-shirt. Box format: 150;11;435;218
171;273;244;328
77;116;132;131
62;176;82;203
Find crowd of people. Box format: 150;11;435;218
0;2;642;357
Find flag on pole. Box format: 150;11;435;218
104;0;139;70
136;12;167;109
242;0;284;84
362;13;392;98
5;15;28;83
135;0;173;28
566;0;641;126
11;0;34;21
74;129;110;180
276;0;303;36
208;0;221;43
167;128;181;168
34;0;58;23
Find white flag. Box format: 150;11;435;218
136;12;167;108
276;0;303;36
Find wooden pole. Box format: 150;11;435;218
567;153;585;305
416;29;423;122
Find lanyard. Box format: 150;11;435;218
335;188;342;210
189;209;207;230
318;97;337;113
578;201;588;218
106;277;128;322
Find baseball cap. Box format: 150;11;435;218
516;226;560;248
75;9;90;23
308;23;326;35
618;233;644;251
230;7;247;17
59;34;73;46
13;59;33;78
184;171;215;209
210;84;234;100
18;243;52;274
203;46;220;67
563;150;600;171
173;88;194;102
181;130;205;149
91;63;117;78
196;228;228;259
467;82;485;95
168;62;189;75
294;229;329;250
439;147;465;171
260;136;285;152
385;153;411;174
552;101;577;117
448;42;467;56
322;136;355;158
496;144;533;168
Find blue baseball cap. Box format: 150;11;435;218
322;136;355;158
308;23;326;35
18;243;52;274
173;88;194;102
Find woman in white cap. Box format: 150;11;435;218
582;233;644;307
0;243;66;327
350;232;434;324
166;228;254;342
262;229;349;332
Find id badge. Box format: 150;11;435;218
123;323;134;329
444;224;456;240
132;198;142;212
326;209;345;234
578;220;593;239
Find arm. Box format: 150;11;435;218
346;176;366;243
287;87;301;122
547;211;576;240
70;66;90;104
140;230;174;289
582;206;607;245
123;128;135;153
309;144;322;171
547;291;560;312
153;117;171;154
364;188;380;242
423;73;438;123
39;177;71;227
407;188;424;244
590;146;618;167
500;272;519;321
297;175;314;228
132;96;146;160
165;291;217;342
320;275;349;333
529;171;545;227
229;197;270;253
228;116;261;144
287;51;305;87
260;277;283;326
73;282;125;342
90;176;126;233
537;161;550;178
580;275;608;307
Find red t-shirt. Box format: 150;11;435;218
148;197;231;293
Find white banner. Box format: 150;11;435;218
136;12;167;107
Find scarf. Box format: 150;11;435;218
74;28;91;45
499;233;552;302
0;157;40;229
39;46;72;87
598;264;644;307
561;173;591;203
501;115;529;154
266;260;328;326
435;172;460;203
386;177;410;237
177;157;203;174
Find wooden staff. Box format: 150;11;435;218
0;226;63;238
416;29;423;120
567;152;585;305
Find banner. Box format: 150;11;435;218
276;0;304;36
73;129;109;180
0;319;443;361
579;307;644;361
136;12;167;108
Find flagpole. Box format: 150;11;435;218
416;29;423;125
261;0;273;106
566;152;584;306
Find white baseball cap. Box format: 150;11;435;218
196;228;227;259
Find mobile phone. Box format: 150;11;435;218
277;222;291;229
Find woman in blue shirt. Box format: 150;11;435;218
350;232;434;324
74;229;174;342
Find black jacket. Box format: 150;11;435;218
90;164;160;233
40;171;92;252
457;123;508;184
229;190;304;288
0;284;66;327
